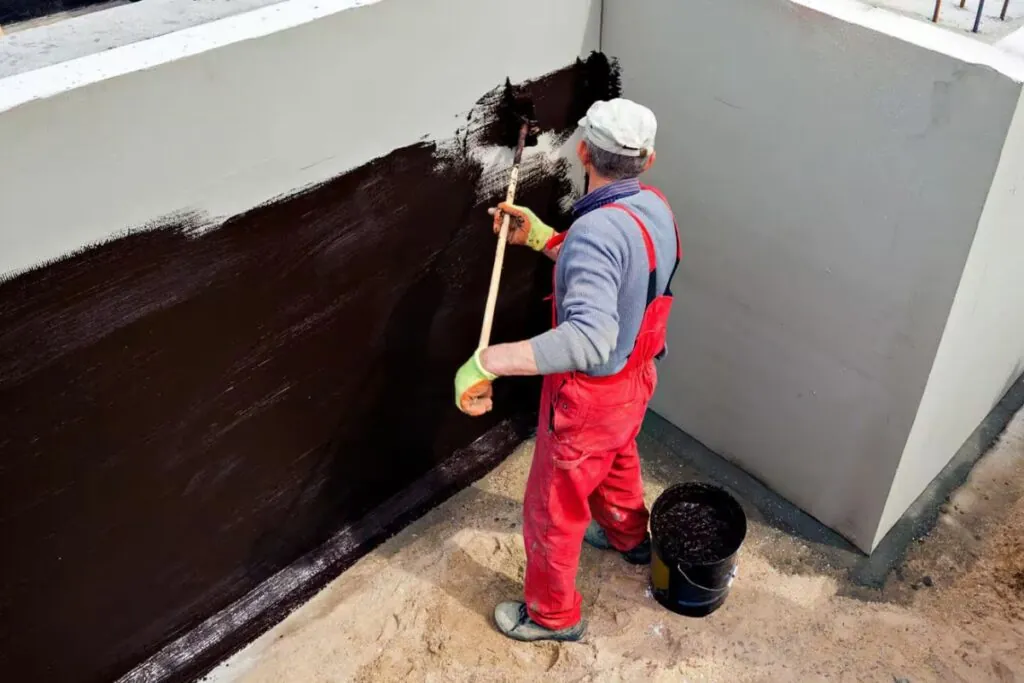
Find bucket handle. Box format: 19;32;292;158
676;564;737;594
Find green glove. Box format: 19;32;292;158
455;348;498;416
491;202;556;252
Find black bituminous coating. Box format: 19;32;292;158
652;487;746;566
0;0;106;23
0;54;620;683
570;51;623;122
654;502;736;564
122;416;535;683
468;51;621;153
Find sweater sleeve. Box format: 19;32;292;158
529;218;625;374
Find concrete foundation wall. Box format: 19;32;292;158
603;0;1023;550
877;87;1024;544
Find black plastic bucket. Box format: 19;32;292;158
650;482;747;617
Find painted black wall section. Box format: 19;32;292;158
0;1;111;24
0;54;620;683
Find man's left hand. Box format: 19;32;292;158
455;349;497;416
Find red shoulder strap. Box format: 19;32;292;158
640;183;682;261
641;183;670;205
607;203;659;304
607;203;657;272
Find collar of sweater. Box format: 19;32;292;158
572;178;641;217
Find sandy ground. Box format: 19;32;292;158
206;411;1024;683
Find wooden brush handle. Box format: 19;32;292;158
478;162;522;349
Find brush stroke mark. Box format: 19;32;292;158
466;51;622;152
0;53;621;683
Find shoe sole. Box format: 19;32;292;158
499;621;588;643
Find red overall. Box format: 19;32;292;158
523;185;681;629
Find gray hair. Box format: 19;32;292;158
585;140;648;180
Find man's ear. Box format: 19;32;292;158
576;139;590;167
643;150;657;172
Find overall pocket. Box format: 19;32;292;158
549;378;592;468
551;377;590;441
570;372;650;453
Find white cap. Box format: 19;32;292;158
578;98;657;158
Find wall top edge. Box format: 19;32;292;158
0;0;381;115
998;26;1024;60
795;0;1024;83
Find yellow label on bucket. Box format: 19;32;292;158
651;551;670;591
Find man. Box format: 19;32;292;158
454;98;680;642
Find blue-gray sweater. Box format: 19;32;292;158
529;178;678;377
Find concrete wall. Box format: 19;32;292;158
604;0;1024;550
876;87;1024;544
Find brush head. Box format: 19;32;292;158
495;79;539;149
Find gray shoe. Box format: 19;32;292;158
493;601;586;642
583;521;652;565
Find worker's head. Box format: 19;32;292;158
576;99;657;183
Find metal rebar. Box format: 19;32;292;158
973;0;986;31
1002;0;1010;20
933;0;942;22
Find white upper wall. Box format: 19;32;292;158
0;0;600;278
876;87;1024;544
604;0;1023;549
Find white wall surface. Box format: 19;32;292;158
876;88;1024;544
604;0;1023;549
0;0;600;278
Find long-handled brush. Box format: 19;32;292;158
478;121;530;349
477;85;537;350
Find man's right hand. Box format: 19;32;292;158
488;202;556;252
